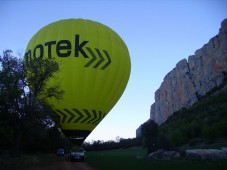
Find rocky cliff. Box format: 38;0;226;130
150;19;227;125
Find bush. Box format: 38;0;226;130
202;125;220;142
168;129;186;146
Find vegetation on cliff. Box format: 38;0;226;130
159;86;227;147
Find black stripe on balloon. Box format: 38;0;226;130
90;110;100;124
93;111;104;125
80;109;91;123
54;108;106;125
91;111;101;124
84;48;111;70
56;109;67;123
96;111;106;125
94;48;104;68
87;110;97;124
101;50;111;70
84;47;97;67
73;108;84;123
63;109;75;123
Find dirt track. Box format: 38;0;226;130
28;157;96;170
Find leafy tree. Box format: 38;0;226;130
0;50;64;153
157;133;173;150
141;120;159;154
24;56;64;101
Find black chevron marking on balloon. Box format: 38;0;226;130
94;49;104;68
91;111;101;124
56;109;67;123
101;50;111;70
90;110;100;124
63;109;75;123
92;111;103;125
84;47;97;67
87;110;97;124
72;108;84;123
95;111;106;125
81;109;91;123
84;47;111;70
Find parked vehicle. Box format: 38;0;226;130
66;148;86;161
56;149;65;156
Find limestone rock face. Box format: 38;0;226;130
150;19;227;124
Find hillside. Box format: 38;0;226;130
159;83;227;146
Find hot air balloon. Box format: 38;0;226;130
24;19;131;145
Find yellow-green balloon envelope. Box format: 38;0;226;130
24;19;131;145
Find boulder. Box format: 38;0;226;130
148;149;180;160
186;148;227;160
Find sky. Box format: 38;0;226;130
0;0;227;142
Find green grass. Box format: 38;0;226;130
86;148;227;170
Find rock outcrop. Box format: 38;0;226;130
148;149;180;160
186;148;227;160
150;19;227;125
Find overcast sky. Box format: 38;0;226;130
0;0;227;142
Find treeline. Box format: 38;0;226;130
83;137;142;151
0;50;71;154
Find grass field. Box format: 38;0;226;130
1;148;227;170
86;148;227;170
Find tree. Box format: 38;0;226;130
24;56;64;101
141;120;159;154
168;129;185;146
0;50;64;153
202;125;220;142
